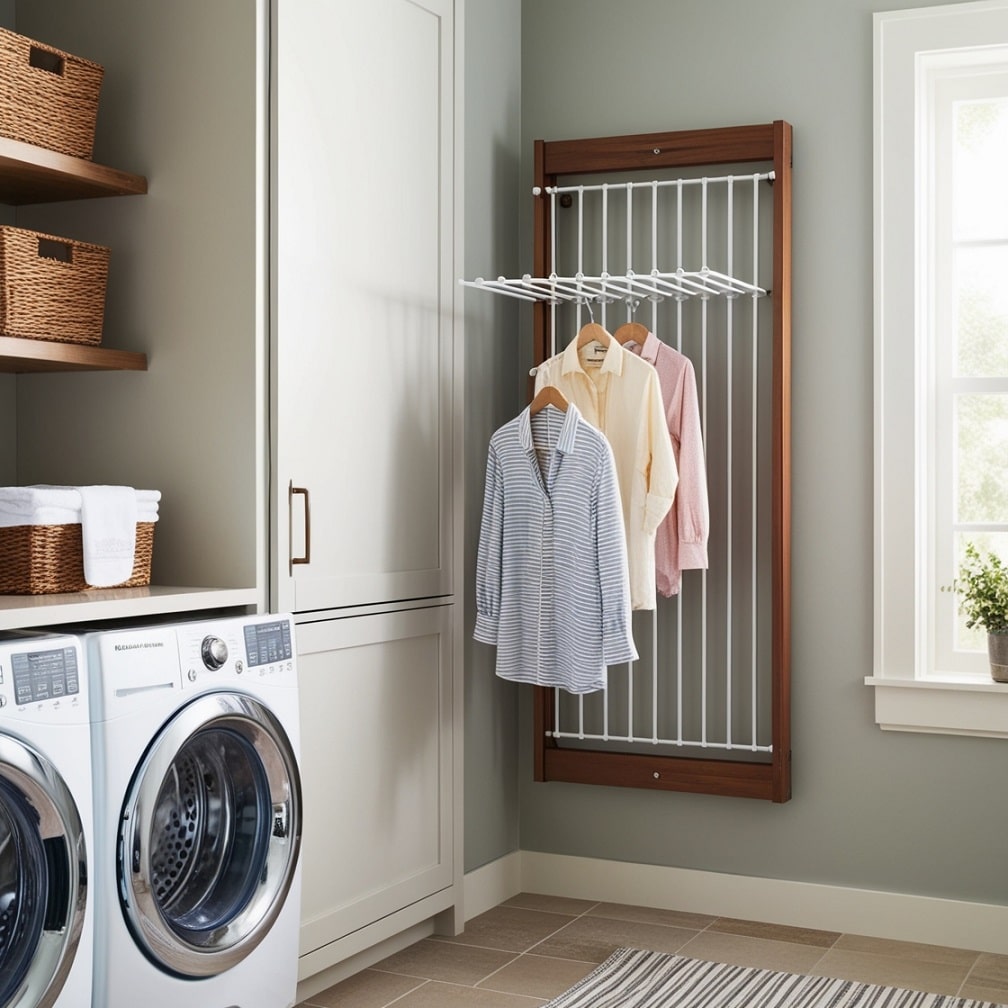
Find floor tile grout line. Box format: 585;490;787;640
955;952;983;999
378;976;431;1008
468;948;526;989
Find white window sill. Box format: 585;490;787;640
864;675;1008;738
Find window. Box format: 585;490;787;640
870;1;1008;736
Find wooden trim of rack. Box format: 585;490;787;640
542;747;776;801
530;121;793;802
532;138;551;373
771;119;793;803
541;123;777;177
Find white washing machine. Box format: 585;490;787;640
85;613;302;1008
0;634;92;1008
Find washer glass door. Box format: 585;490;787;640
0;739;87;1008
119;692;301;979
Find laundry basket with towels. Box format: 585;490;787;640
0;485;160;594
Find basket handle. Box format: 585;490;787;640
29;46;65;76
37;238;72;264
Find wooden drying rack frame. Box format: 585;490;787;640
531;121;793;802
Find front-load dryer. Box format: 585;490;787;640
85;613;302;1008
0;634;92;1008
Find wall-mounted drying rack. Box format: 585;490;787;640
466;122;793;803
461;169;774;311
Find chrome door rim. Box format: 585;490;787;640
0;734;87;1008
119;691;301;978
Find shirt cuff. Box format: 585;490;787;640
678;541;708;570
643;492;674;535
473;612;498;645
603;627;639;665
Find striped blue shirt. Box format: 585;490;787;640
474;403;638;693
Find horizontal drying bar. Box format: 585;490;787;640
534;169;775;197
460;268;767;304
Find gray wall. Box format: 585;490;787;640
513;0;1008;907
463;0;524;873
12;0;262;592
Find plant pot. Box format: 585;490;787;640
988;632;1008;683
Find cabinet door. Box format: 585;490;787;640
295;606;454;959
274;0;458;613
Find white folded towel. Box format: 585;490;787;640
0;486;159;529
0;486;82;514
79;486;139;587
0;504;159;529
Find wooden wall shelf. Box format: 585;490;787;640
0;135;147;204
0;336;147;373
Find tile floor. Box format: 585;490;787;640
296;893;1008;1008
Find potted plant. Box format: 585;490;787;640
944;542;1008;682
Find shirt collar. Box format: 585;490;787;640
636;330;661;365
560;333;625;376
519;402;582;455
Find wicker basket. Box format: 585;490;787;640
0;522;154;594
0;27;103;159
0;226;109;344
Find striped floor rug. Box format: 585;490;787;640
542;950;1004;1008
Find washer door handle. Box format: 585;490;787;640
272;802;289;839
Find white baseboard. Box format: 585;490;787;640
465;850;1008;955
463;850;523;920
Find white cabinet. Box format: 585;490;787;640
295;605;458;979
273;0;461;614
272;0;465;986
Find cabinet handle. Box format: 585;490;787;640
290;484;311;567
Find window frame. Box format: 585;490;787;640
869;0;1008;737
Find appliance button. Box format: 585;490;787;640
201;636;228;670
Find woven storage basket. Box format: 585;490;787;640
0;521;154;595
0;226;109;344
0;27;103;159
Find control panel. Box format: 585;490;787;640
176;616;297;687
0;636;87;721
11;646;80;705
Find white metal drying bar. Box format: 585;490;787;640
460;268;766;304
536;169;775;196
544;729;773;753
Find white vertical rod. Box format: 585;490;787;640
549;189;560;734
627;663;634;742
726;177;735;750
651;182;659;332
626;182;634;322
700;178;709;749
574;186;585;333
674;182;684;746
676;179;683;269
751;173;760;748
601;184;608;330
577;183;586;732
603;678;610;740
551;188;560;349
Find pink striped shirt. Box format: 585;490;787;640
626;332;709;596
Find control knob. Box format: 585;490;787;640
201;636;228;670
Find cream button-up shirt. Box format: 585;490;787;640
534;334;678;610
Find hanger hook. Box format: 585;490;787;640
584;298;595;323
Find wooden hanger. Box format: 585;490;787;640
613;321;649;346
529;384;568;415
576;322;612;348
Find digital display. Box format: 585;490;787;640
11;647;79;705
243;621;293;667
